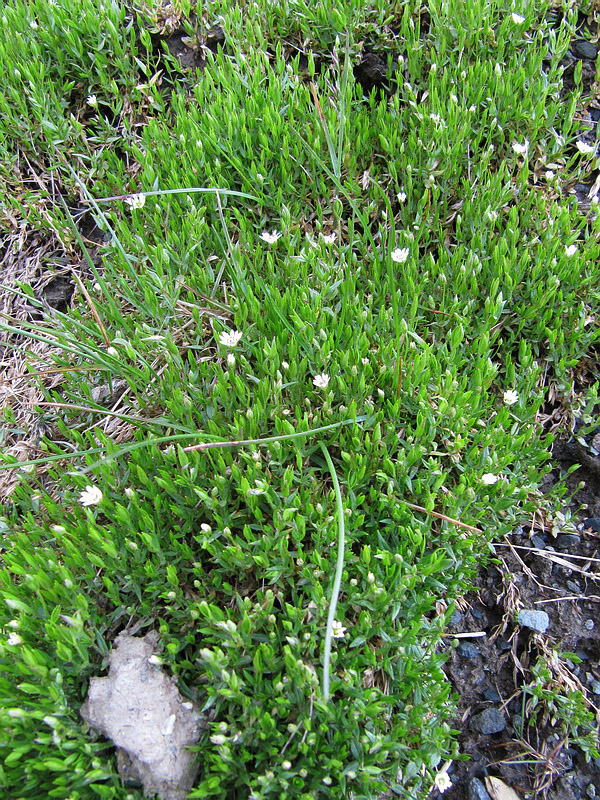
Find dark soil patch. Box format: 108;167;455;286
439;435;600;800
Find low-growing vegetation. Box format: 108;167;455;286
0;0;599;798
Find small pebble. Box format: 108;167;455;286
591;681;600;696
574;40;598;60
482;686;500;703
517;609;550;633
566;580;581;594
556;533;581;551
450;611;463;626
468;777;493;800
470;707;506;734
584;619;594;631
587;783;597;798
531;535;546;549
457;641;480;659
582;517;600;532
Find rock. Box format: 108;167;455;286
574;40;597;60
482;686;500;703
81;632;204;800
470;707;506;734
566;580;581;594
591;680;600;695
457;641;480;658
587;783;596;798
582;518;600;532
556;533;581;551
517;609;549;633
469;777;493;800
450;610;463;626
584;619;594;631
531;535;546;549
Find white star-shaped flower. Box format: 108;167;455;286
124;193;146;209
512;140;529;156
434;771;452;793
219;329;243;347
576;141;595;155
331;620;347;639
503;389;519;405
86;94;98;107
391;247;409;263
313;373;330;389
259;230;282;244
565;244;578;257
78;484;103;506
481;473;499;485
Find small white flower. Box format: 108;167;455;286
494;63;502;76
124;487;135;499
511;12;526;24
545;170;555;180
124;193;146;209
313;373;330;389
106;346;118;357
281;361;289;370
7;633;23;646
78;484;103;507
86;94;98;107
147;655;162;666
282;760;292;770
321;232;336;243
397;191;407;202
200;523;212;533
227;353;236;367
450;94;458;103
20;464;35;475
391;247;410;263
512;140;529;156
503;389;519;405
259;230;282;244
434;771;452;793
331;620;347;639
210;734;228;745
481;473;499;485
576;141;595;155
565;244;578;257
219;329;243;347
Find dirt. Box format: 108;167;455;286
439;432;600;800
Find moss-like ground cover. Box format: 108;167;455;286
0;0;599;797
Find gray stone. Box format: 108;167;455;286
582;518;600;532
457;641;480;659
566;580;581;594
482;686;500;703
531;535;546;549
584;619;594;631
587;783;596;798
81;632;204;800
556;533;581;551
470;707;506;734
574;40;597;60
517;609;550;633
591;680;600;695
469;777;493;800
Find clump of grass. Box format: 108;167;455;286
1;0;599;798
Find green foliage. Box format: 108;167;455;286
1;0;599;797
